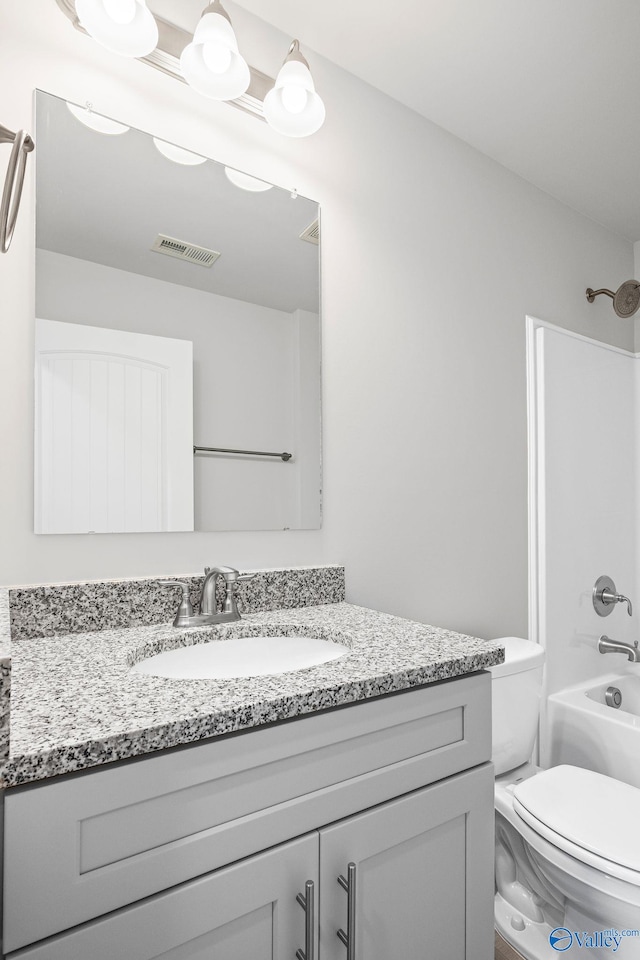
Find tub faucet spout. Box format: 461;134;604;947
598;635;640;662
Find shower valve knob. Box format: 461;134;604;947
593;576;633;617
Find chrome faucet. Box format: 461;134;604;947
598;635;640;662
159;567;255;628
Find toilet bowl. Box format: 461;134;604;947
491;639;640;960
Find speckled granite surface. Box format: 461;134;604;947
0;589;11;654
8;566;345;641
5;602;503;787
0;589;11;771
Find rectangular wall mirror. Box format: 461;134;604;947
34;90;321;534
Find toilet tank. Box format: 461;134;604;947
489;637;545;776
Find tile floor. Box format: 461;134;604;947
495;931;526;960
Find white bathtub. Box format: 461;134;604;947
548;673;640;788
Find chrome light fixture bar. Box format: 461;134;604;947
54;0;325;134
55;0;272;119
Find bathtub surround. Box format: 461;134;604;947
7;565;345;641
527;319;639;763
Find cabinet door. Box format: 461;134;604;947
319;764;494;960
11;834;319;960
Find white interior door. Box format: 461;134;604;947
35;318;193;533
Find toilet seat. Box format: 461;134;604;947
513;764;640;885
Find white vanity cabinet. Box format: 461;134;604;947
8;834;320;960
319;767;491;960
3;673;494;959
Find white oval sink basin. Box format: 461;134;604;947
131;635;350;680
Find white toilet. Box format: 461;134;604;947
491;638;640;960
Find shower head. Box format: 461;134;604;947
586;280;640;318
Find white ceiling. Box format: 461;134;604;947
222;0;640;242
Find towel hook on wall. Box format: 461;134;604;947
0;123;35;254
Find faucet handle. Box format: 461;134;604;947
593;576;633;617
157;580;195;627
210;568;256;584
218;571;255;617
205;565;239;577
617;594;633;617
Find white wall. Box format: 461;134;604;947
0;1;634;640
36;250;320;531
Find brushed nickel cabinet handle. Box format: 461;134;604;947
296;880;315;960
337;862;356;959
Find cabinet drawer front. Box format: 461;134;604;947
7;834;319;960
4;672;490;951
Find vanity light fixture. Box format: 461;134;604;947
74;0;158;57
180;1;250;102
263;40;326;138
152;138;207;165
55;1;326;137
224;167;273;192
66;100;130;135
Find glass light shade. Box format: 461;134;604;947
264;59;325;138
102;0;136;24
75;0;158;57
66;101;130;135
224;167;273;192
180;9;250;101
153;138;207;165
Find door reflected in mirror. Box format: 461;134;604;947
34;91;321;534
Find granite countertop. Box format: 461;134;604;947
6;602;504;787
0;589;11;661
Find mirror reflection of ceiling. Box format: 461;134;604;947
36;92;320;314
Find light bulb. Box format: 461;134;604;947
180;2;250;101
264;42;325;138
281;85;308;115
102;0;136;25
202;40;232;75
76;0;158;57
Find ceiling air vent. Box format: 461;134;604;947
299;218;320;245
151;234;221;267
